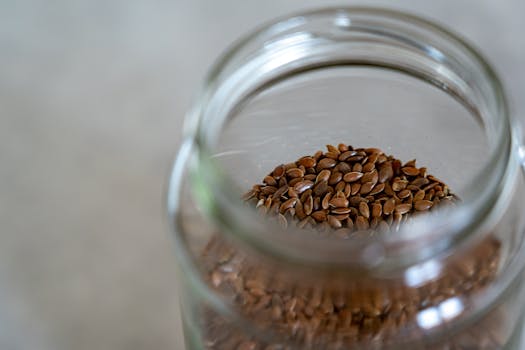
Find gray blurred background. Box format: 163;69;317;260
0;1;524;349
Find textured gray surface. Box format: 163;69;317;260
0;1;524;349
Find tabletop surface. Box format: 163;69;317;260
1;1;524;349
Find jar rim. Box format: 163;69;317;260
182;6;511;271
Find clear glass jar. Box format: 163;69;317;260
168;8;525;350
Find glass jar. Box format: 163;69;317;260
168;7;525;350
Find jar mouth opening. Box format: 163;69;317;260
186;7;511;270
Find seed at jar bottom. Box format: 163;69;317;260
203;143;502;349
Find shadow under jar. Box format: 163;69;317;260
168;8;525;350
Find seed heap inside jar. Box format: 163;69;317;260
243;144;457;235
202;144;501;349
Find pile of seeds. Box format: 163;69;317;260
200;144;502;349
243;144;457;236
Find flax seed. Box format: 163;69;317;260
318;158;337;169
414;200;433;211
359;201;370;219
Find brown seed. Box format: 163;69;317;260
322;192;333;210
263;175;277;187
335;162;352;174
343;171;363;182
348;196;364;207
415;200;433;211
362;162;375;173
304;174;317;181
379;162;394;183
326;144;340;154
339;150;357;161
359;202;370;219
402;166;420;176
333;189;344;198
264;196;272;209
360;181;375;195
316;169;331;183
361;169;378;185
356;216;369;230
303;195;313;215
365;147;382;154
411;177;430;187
295;200;306;220
351;183;361;195
372;203;382;217
406;184;421;192
383;198;395;215
398;189;411;199
376;154;387;163
369;183;385;196
329;197;349;208
271;185;287;201
279;198;297;213
328;171;343;185
383;182;394;196
261;186;277;196
345;217;354;230
347;155;364;162
338;143;349;152
294;180;314;194
297;156;316;168
428;175;444;183
414;189;426;202
334;181;345;192
327;215;342;228
392;159;402;175
333;213;350;221
392;179;408;191
288;177;302;187
352;163;363;172
368;152;380;164
395;203;412;215
344;183;352;197
300;189;312;202
423;182;439;192
286;167;304;178
325;151;340;160
424;189;435;201
313;180;329;197
287;187;298;198
313;196;321;211
311;210;327;222
272;164;285;178
318;158;337;169
283;162;296;170
331;207;352;215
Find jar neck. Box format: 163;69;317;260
187;7;512;272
